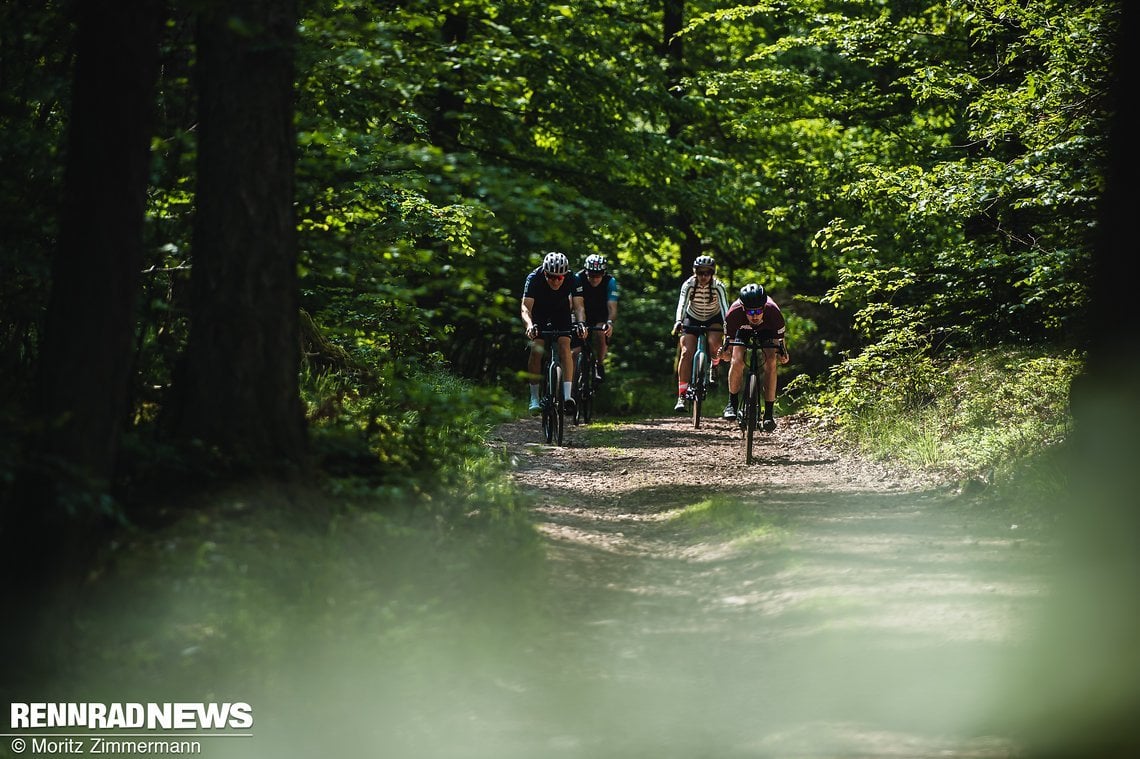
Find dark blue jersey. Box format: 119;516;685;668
575;269;619;324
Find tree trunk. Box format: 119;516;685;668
1;0;163;677
169;0;307;467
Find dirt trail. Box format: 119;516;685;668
490;412;1056;758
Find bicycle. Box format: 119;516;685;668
538;327;578;445
726;330;786;464
679;324;719;429
573;325;607;426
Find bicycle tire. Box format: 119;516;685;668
691;348;705;429
541;353;556;444
745;372;759;464
552;363;565;445
580;359;593;425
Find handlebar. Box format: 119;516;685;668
726;334;787;355
674;323;723;336
537;328;579;339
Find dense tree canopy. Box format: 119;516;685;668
0;0;1118;513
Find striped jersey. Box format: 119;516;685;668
675;275;729;322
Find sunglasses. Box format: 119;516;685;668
746;308;764;316
695;269;713;276
587;271;605;278
544;273;565;281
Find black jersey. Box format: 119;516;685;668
522;267;580;327
574;269;619;324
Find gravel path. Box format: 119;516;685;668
486;412;1056;758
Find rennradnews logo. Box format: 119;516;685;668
10;702;254;730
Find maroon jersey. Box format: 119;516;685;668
724;297;785;341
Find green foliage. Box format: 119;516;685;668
795;341;1081;481
303;345;516;507
0;0;1116;514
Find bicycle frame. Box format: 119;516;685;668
538;327;577;445
727;331;783;464
682;324;717;428
573;325;607;426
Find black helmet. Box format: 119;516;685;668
739;283;766;309
584;254;607;273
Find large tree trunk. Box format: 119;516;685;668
0;0;163;675
169;0;307;467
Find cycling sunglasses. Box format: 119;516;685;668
544;272;565;281
695;268;714;276
746;308;764;316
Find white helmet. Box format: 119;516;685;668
542;251;570;275
693;255;716;271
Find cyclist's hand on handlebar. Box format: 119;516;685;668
526;325;538;340
575;322;588;339
671;321;683;337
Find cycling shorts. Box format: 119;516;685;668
682;315;724;335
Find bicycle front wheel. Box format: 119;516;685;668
744;372;759;464
691;350;706;429
579;357;593;425
551;362;565;445
541;359;556;444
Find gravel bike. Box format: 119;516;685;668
680;324;719;428
727;330;785;464
538;327;578;445
573;325;607;426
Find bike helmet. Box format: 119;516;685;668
739;283;767;309
542;251;570;275
584;254;607;273
693;255;716;272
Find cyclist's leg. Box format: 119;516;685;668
558;335;576;404
527;339;544;413
593;327;607;379
724;343;746;417
677;332;695;389
707;324;724;385
761;347;779;430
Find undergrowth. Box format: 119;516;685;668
791;344;1081;499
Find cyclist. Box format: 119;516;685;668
720;283;790;431
671;255;729;412
521;251;587;414
574;254;618;382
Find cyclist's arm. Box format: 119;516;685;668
714;279;730;323
572;294;587;325
521;296;538;337
675;278;692;323
607;279;618;329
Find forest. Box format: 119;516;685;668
2;0;1138;752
